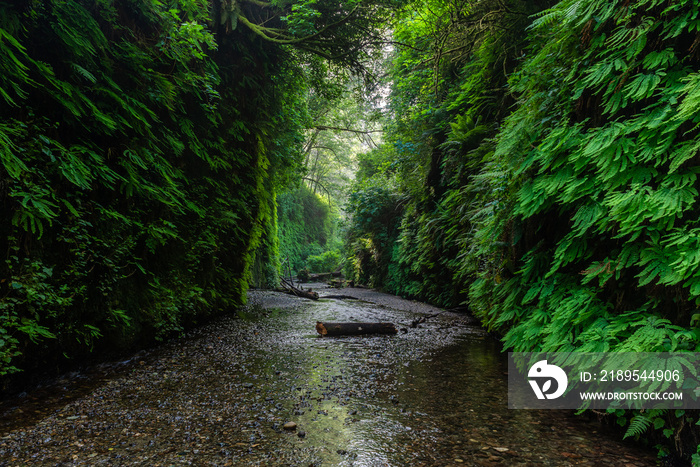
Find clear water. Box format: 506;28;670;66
0;289;656;466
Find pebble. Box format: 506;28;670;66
283;422;297;430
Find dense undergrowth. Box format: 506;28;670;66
0;0;387;389
277;184;343;276
346;0;700;461
0;0;296;383
3;0;700;460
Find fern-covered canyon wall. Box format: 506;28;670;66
277;184;343;277
3;0;700;459
346;0;700;458
0;0;339;384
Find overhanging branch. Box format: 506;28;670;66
302;176;333;206
314;125;383;134
237;3;361;46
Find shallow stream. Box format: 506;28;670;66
0;286;656;465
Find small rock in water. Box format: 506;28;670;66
283;421;297;430
297;430;306;438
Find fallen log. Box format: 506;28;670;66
280;277;318;300
285;288;319;300
316;322;397;337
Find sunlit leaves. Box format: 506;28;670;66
282;0;323;36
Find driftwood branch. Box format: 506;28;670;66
320;294;357;300
307;271;342;282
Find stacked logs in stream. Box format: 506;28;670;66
307;271;342;281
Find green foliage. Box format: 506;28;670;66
303;82;383;206
306;250;342;273
229;0;393;75
466;0;700;459
347;0;543;305
0;0;342;378
473;0;700;353
345;185;402;286
297;268;311;282
250;186;282;289
345;0;700;459
278;185;339;273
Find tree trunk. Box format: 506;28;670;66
316;322;397;336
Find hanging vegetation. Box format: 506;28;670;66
277;184;337;273
0;0;389;384
471;1;700;456
345;0;700;460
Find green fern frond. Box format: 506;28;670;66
71;63;96;83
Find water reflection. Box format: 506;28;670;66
239;293;656;466
0;289;657;466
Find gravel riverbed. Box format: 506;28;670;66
0;285;657;466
